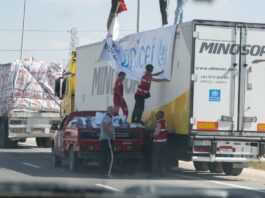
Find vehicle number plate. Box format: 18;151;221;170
219;148;234;153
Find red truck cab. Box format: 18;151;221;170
51;111;144;172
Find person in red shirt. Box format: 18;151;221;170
131;64;164;127
107;0;127;30
113;72;128;118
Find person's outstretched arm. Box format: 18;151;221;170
152;70;164;77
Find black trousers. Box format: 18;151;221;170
100;139;114;176
152;142;167;176
159;0;168;25
107;0;120;30
132;94;145;123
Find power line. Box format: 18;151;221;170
0;49;68;52
0;29;135;33
0;29;68;32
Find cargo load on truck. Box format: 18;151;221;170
0;58;63;148
0;58;62;115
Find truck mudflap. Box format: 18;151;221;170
192;136;265;163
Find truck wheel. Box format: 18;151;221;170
9;141;18;148
208;162;223;174
0;118;11;148
20;138;27;143
36;138;44;147
69;147;80;172
43;138;52;148
193;162;209;172
222;162;243;176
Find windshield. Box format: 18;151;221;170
66;116;92;128
1;0;265;197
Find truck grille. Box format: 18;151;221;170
80;131;99;140
79;129;141;140
116;131;140;139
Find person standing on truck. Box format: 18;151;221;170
159;0;169;26
131;64;164;128
113;72;128;118
107;0;127;30
99;106;115;177
149;110;168;178
175;0;188;25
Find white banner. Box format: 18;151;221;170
98;25;176;81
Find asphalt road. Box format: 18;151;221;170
0;138;265;194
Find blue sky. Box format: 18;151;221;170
0;0;265;64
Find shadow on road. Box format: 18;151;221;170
0;150;244;182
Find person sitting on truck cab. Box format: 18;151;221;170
159;0;169;26
149;110;168;178
107;0;127;30
131;64;164;128
113;72;128;118
99;106;115;177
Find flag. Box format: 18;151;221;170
98;16;125;68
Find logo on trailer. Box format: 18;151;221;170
199;42;265;57
209;89;221;102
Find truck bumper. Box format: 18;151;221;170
192;136;265;163
8;132;53;140
77;151;143;161
192;156;265;163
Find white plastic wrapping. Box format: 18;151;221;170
0;58;63;116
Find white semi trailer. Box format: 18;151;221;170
75;20;265;175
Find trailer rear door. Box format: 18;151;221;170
192;24;240;132
240;27;265;133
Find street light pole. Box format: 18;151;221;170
137;0;140;32
20;0;26;60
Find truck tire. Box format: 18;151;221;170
36;138;44;147
9;140;18;148
0;117;12;148
222;162;243;176
193;162;209;172
69;146;80;172
19;138;27;143
43;138;52;148
208;162;223;174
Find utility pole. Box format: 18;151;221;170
137;0;140;32
20;0;26;60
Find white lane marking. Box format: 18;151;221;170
178;174;265;193
22;162;41;169
95;184;121;192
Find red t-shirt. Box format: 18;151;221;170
114;79;124;97
136;73;152;96
119;0;127;12
111;0;127;13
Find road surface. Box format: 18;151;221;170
0;138;265;194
